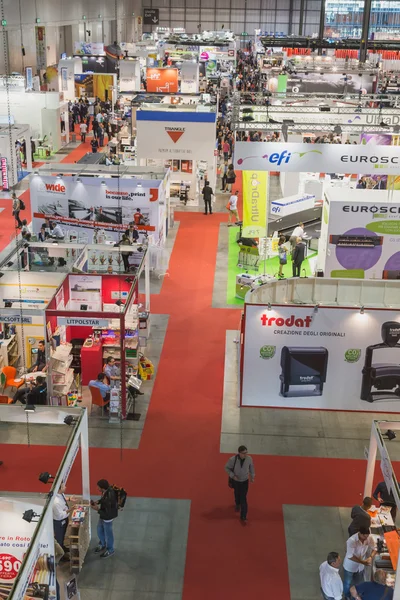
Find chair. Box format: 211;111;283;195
89;385;109;417
1;367;24;393
0;394;13;404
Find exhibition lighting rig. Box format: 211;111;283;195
235;121;400;133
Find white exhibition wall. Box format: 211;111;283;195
136;111;218;192
29;174;168;244
241;304;400;412
318;189;400;280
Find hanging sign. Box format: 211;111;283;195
235;142;400;175
25;67;33;90
242;171;268;238
35;26;47;70
0;314;33;324
1;156;9;190
57;317;110;327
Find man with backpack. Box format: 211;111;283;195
225;445;255;523
91;479;127;558
91;480;119;558
12;192;25;229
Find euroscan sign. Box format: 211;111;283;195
234;142;400;175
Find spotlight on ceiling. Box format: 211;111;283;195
360;305;365;315
333;124;342;135
267;302;272;311
39;471;55;484
64;415;78;426
125;277;134;284
24;404;35;413
115;299;124;306
384;429;396;441
22;509;41;523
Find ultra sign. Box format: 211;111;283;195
234;142;400;175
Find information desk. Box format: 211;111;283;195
368;506;397;589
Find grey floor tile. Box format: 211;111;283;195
283;505;349;600
77;498;190;600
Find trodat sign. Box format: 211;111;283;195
234;142;400;175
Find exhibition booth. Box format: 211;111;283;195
0;90;69;154
0;271;65;371
29;165;171;246
44;271;149;418
318;189;400;280
0;123;32;188
136;109;217;205
0;405;89;600
239;278;400;412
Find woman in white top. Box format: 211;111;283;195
227;190;239;226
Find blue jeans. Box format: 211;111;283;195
97;519;114;552
343;568;364;598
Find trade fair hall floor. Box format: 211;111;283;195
2;138;398;600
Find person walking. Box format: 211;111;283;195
319;552;343;600
277;235;288;279
91;479;118;558
225;164;236;192
202;180;214;215
12;193;23;229
227;190;239;226
91;137;99;154
292;237;306;278
221;160;228;192
79;121;87;143
225;445;255;523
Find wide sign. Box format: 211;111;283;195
234;142;400;175
146;68;178;93
29;175;163;244
241;304;400;411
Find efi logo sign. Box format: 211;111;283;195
237;149;322;168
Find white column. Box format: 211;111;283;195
363;422;378;498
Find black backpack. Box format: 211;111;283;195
111;484;127;509
19;199;26;210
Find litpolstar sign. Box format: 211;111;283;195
234;142;400;175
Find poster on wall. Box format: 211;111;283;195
242;171;268;237
0;497;56;600
30;175;161;243
35;26;47;71
241;304;400;411
46;65;59;92
146;68;178;93
69;274;102;310
321;193;400;279
74;42;105;56
74;74;114;101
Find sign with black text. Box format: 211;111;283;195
144;8;159;24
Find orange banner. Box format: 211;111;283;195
146;68;178;93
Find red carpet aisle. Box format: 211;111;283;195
0;177;382;599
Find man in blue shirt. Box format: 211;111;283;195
89;373;111;400
104;357;120;387
350;568;393;599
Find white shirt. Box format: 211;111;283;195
343;533;375;573
52;224;64;238
80;123;87;133
53;493;69;521
291;226;304;238
96;113;103;123
229;194;238;210
319;561;343;600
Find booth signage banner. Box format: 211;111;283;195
73;41;105;56
0;314;32;324
146;68;178;93
242;171;268;237
35;26;47;71
242;304;400;412
61;67;68;92
25;67;33;91
1;157;8;190
234;142;400;175
30;175;161;244
57;317;110;327
320;195;400;280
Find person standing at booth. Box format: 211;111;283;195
202;181;214;215
319;552;343;600
53;482;75;551
343;527;376;598
91;479;118;558
292;237;306;278
289;222;304;252
225;445;255;523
